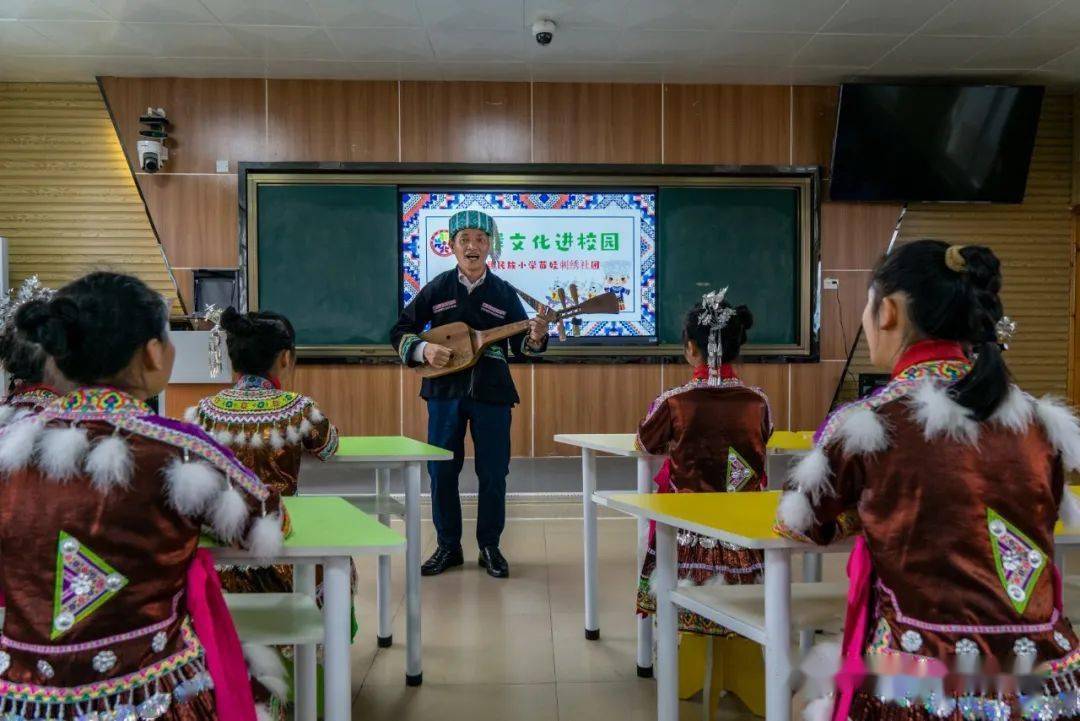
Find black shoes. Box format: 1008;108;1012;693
478;546;510;578
421;544;464;576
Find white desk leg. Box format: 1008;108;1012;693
293;564;318;721
635;456;654;677
765;548;793;721
405;460;423;685
655;522;679;721
376;467;393;648
582;448;600;640
799;551;823;652
323;556;352;721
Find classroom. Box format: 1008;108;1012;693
1;2;1079;721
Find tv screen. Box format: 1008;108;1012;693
830;83;1044;203
401;190;657;344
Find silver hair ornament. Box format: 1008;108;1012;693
0;276;55;328
995;316;1016;349
699;288;735;384
203;304;225;378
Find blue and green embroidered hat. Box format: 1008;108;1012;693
448;209;502;261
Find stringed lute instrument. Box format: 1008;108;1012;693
414;290;621;379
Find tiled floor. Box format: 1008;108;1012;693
345;501;774;721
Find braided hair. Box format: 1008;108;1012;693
15;272;168;385
871;239;1007;420
220;307;296;377
683;301;754;365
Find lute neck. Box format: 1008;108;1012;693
478;319;531;345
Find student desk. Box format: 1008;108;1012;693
595;488;1080;721
205;495;404;721
553;431;813;678
320;435;452;686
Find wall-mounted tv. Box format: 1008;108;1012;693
829;83;1044;203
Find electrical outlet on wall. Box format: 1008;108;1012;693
216;159;229;173
824;277;839;290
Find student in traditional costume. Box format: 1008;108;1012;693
187;307;339;596
776;241;1080;721
636;291;772;635
0;272;287;721
0;276;66;421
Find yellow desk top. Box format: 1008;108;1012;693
597;487;1080;551
554;430;815;457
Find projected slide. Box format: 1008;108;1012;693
401;191;656;340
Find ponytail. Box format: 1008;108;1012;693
871;240;1009;421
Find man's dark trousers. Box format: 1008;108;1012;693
426;397;512;549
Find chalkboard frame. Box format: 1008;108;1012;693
239;162;820;363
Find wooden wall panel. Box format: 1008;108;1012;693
820;202;902;270
402;364;532;458
820;269;871;362
400;81;530;163
537;363;662;457
789;362;845;431
663;84;791;165
100;77;265;174
266;80;399;162
292;364;401;436
532;83;661;164
139;174;238;268
791;85;838;170
163;382;228;419
739;363;791;431
0;83;179;309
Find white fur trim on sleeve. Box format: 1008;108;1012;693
0;418;43;472
991;385;1035;434
789;447;833;504
0;405;16;426
835;406;889;456
247;513;284;560
38;426;90;481
1035;396;1080;472
243;643;288;701
211;484;249;543
308;407;324;423
183;406;199;423
910;382;979;445
777;490;814;533
164;458;224;516
85;434;133;493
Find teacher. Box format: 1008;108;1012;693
391;210;548;579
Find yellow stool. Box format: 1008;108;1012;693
679;633;766;718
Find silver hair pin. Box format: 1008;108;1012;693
0;275;55;329
995;316;1016;350
203;304;225;378
699;288;735;385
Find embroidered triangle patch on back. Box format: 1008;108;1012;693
987;509;1046;616
52;531;128;639
726;448;757;492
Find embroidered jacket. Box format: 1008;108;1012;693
0;383;58;425
390;269;547;405
776;343;1080;714
187;375;339;498
636;366;773;493
0;388;284;719
635;366;773;634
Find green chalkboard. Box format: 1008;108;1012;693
657;187;800;347
255;184;398;347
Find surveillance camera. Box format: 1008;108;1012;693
533;19;556;46
137;139;168;173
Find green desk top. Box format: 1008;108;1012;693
334;435;452;462
202;496;404;558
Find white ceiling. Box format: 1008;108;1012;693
2;0;1080;85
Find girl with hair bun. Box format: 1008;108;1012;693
778;240;1080;721
188;308;339;595
0;271;287;721
635;290;773;637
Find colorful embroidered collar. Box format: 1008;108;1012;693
8;383;59;407
52;387;153;418
892;340;967;378
692;364;737;382
235;374;279;391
